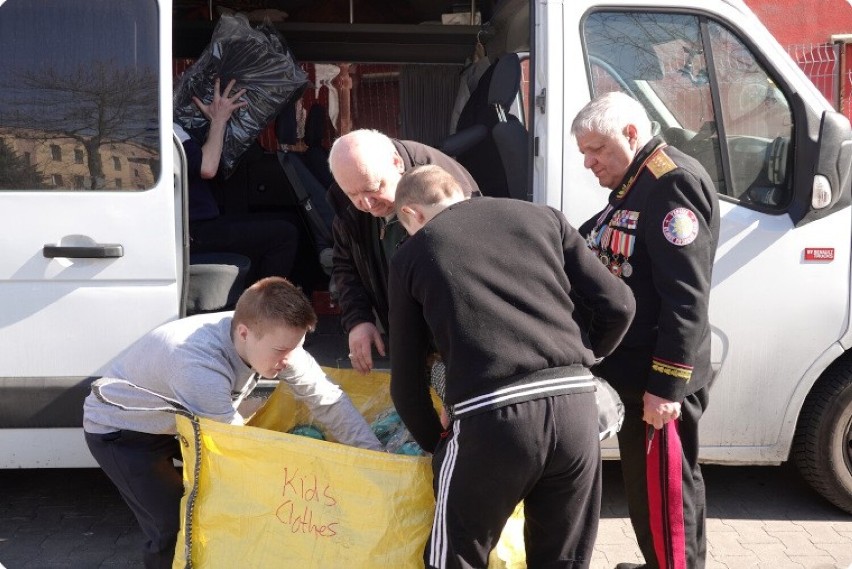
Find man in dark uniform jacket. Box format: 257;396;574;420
327;129;479;374
573;92;720;569
389;165;636;568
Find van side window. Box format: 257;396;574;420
707;22;793;207
0;0;160;191
583;11;794;210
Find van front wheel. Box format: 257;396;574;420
793;352;852;514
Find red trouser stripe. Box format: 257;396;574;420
646;421;686;569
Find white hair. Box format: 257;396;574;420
328;129;397;179
571;91;652;144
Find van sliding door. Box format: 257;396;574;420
0;0;178;467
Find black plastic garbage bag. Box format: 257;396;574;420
174;13;308;178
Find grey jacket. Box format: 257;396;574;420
83;312;382;451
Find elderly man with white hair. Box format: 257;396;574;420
326;129;478;374
573;91;720;569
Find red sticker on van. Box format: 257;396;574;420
804;248;834;261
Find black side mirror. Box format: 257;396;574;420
794;110;852;227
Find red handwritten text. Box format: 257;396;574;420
276;500;339;537
281;466;337;506
275;466;339;538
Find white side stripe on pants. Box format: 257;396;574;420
451;375;595;417
430;421;461;569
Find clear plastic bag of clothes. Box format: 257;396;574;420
173;13;308;178
251;367;431;457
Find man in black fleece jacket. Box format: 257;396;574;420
327;129;479;375
388;165;635;569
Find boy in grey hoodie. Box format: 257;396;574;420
83;277;381;569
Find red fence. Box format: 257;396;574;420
787;42;852;121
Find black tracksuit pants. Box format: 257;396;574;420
427;392;601;569
85;430;183;569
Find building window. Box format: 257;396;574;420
115;178;122;188
52;174;64;186
75;149;84;164
74;175;85;189
113;156;121;170
51;145;61;161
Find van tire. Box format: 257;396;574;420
793;352;852;514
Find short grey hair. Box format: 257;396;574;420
571;91;652;144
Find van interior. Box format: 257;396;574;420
172;0;534;366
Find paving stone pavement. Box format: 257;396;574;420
1;461;851;568
593;462;852;569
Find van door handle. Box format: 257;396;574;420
43;244;124;258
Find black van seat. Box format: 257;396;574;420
441;53;528;200
187;252;251;314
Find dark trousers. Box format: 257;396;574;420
85;430;183;569
617;387;709;569
427;392;601;569
190;212;300;285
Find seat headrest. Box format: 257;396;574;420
487;54;521;109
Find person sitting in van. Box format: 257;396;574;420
326;129;479;374
82;277;382;569
176;77;300;286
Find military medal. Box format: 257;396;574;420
606;228;636;279
600;227;612;250
610;262;622;277
609;232;622;274
600;253;610;265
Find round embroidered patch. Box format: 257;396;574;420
662;208;699;246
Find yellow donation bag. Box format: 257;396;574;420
172;367;525;569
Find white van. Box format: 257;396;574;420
2;0;851;514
